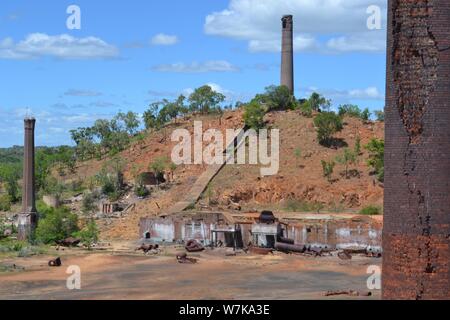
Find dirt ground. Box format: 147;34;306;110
0;242;381;300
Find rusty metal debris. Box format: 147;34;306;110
338;251;352;260
275;242;306;254
277;237;294;245
48;257;62;267
324;290;372;297
135;244;159;254
185;239;205;253
56;237;80;247
274;242;333;257
248;246;273;255
176;253;198;264
337;247;382;259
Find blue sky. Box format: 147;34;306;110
0;0;387;147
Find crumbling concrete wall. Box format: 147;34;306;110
383;0;450;299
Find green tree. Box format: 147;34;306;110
361;108;371;122
308;92;331;111
0;194;12;212
374;110;385;122
143;102;161;131
264;85;295;111
243;101;266;130
188;85;225;114
115;111;140;135
0;164;21;203
81;191;99;215
335;148;357;179
321;160;335;183
298;100;313;117
73;219;99;250
313;112;344;146
35;206;79;244
365;138;384;182
338;104;362;117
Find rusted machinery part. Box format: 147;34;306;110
324;290;372;297
48;257;62;267
277;237;295;245
185;239;205;253
338;251;352;260
275;242;306;253
176;253;198;264
248;246;274;255
56;237;81;247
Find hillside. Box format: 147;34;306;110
62;109;383;240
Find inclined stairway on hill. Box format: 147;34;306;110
165;127;246;215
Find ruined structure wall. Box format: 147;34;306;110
281;15;294;93
383;0;450;299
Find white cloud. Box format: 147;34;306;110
305;86;384;101
0;33;119;60
151;33;179;46
326;33;386;53
151;60;240;73
204;0;387;54
249;35;318;53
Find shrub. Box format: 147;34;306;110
73;219;99;250
360;205;382;216
82;191;99;214
0;194;12;212
365;138;384;182
35;206;79;244
149;156;169;184
298;100;313;117
134;185;149;198
313;112;343;146
321;160;335;183
243;101;266;130
338;104;362;118
308;92;331;111
264;85;296;111
360;108;371;122
335;148;357;179
338;105;371;122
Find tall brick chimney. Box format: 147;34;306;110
18;118;38;241
281;15;294;94
383;0;450;299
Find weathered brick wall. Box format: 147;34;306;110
383;0;450;299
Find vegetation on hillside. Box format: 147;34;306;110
365;138;384;182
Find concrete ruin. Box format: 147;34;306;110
18;118;38;241
281;15;294;94
99;201;119;215
139;211;382;252
383;0;450;299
